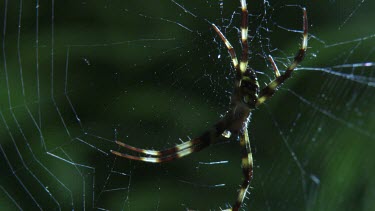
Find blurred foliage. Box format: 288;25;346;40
0;0;374;210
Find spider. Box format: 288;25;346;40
111;0;308;210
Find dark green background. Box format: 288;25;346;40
0;0;374;210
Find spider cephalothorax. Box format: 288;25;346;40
111;1;308;210
236;68;259;108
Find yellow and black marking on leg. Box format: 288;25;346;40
111;116;231;163
231;128;253;211
114;138;201;156
111;142;205;163
111;135;210;163
239;0;249;74
256;7;308;107
212;24;239;70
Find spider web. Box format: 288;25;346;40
1;0;374;210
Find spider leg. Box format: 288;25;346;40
212;24;239;70
113;138;202;156
268;55;280;77
256;8;308;106
231;128;253;211
111;118;231;163
239;0;249;74
111;140;208;163
111;128;221;163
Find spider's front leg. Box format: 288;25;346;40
256;8;308;106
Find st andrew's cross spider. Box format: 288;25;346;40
111;1;308;210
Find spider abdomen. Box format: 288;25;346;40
226;103;251;134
